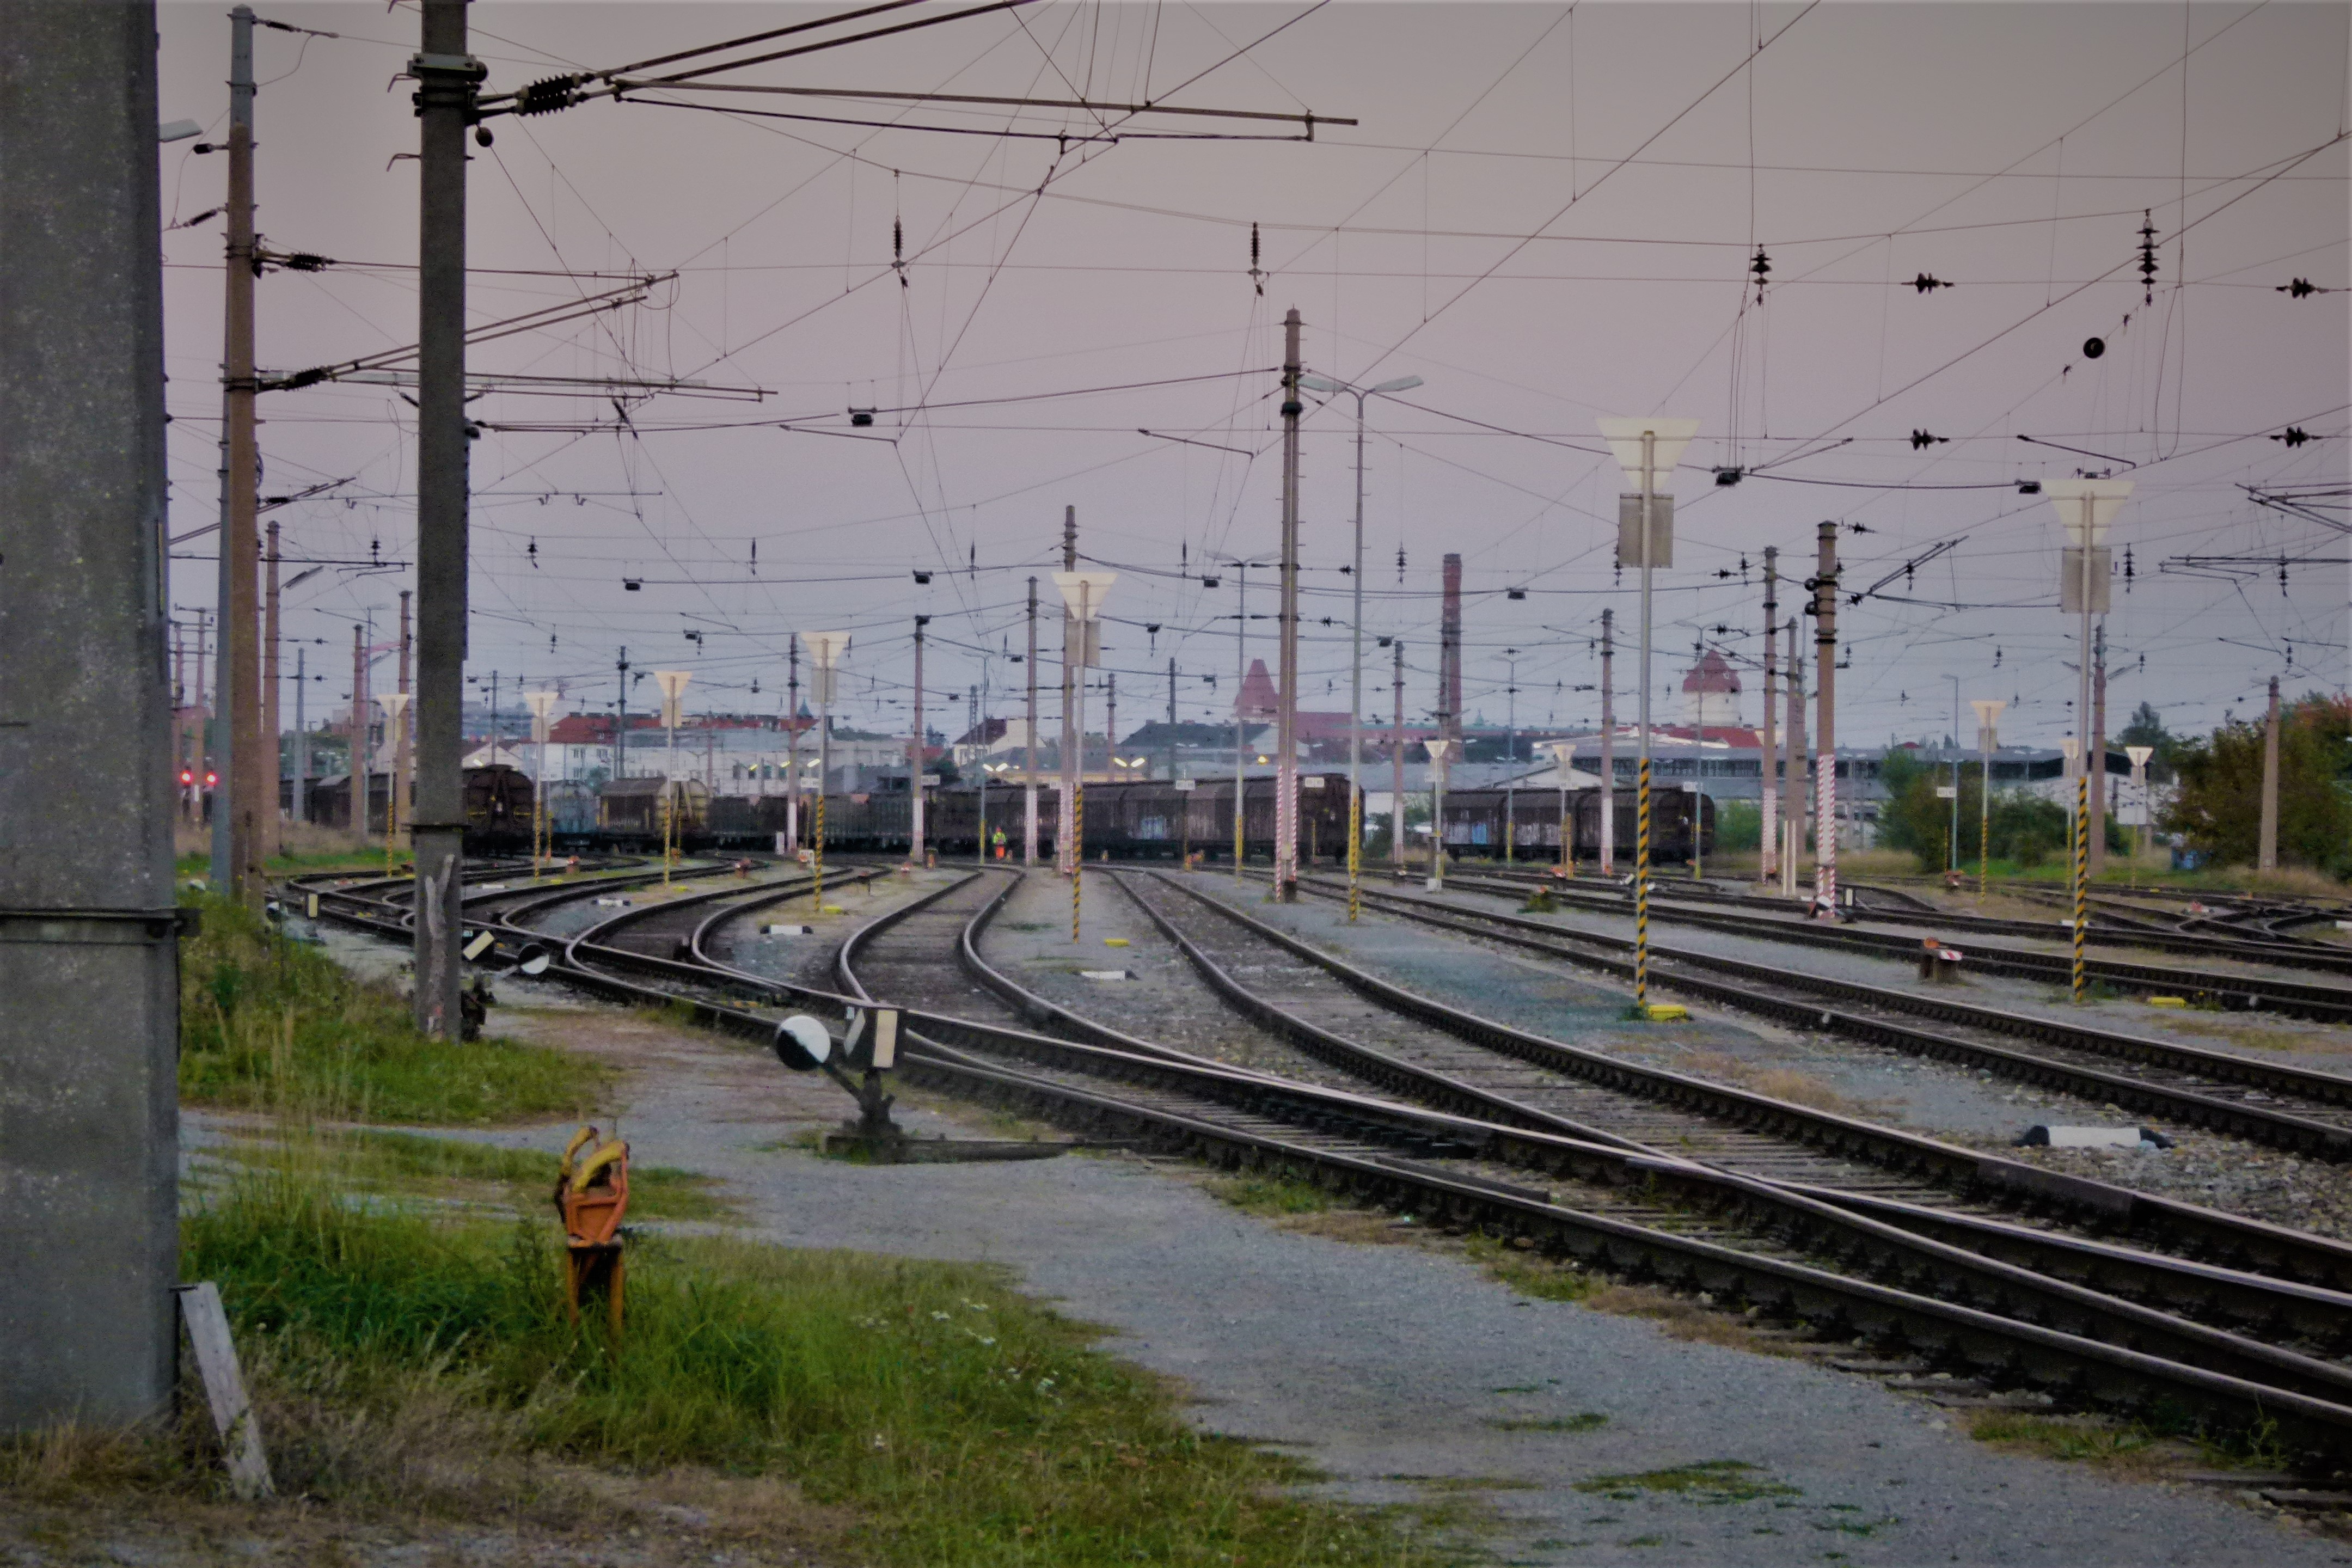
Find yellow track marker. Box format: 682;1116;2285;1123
1643;1003;1689;1022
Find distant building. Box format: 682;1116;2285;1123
1682;648;1741;728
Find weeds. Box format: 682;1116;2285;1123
161;1154;1454;1565
1204;1172;1339;1216
206;1128;737;1224
1486;1414;1608;1434
178;894;609;1125
1572;1460;1800;1505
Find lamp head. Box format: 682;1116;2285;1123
1596;416;1700;488
2043;477;2133;545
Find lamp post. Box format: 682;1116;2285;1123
653;671;691;884
2045;478;2131;1002
1212;556;1271;881
1597;416;1699;1013
982;761;1012;863
1299;371;1422;921
376;690;411;878
524;689;558;880
1969;699;2004;902
1502;648;1520;866
804;633;849;914
1945;674;1962;879
1054;570;1116;939
1423;737;1456;891
1546;739;1574;877
2125;744;2154;876
1685;780;1704;881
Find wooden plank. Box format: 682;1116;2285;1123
176;1282;274;1499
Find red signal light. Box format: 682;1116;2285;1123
179;768;194;786
203;771;218;788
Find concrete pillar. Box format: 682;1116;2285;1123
0;0;182;1429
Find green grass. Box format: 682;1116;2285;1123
1572;1461;1800;1505
1460;1237;1601;1303
178;893;612;1125
181;1157;1457;1565
208;1129;737;1224
1204;1171;1340;1216
1485;1414;1607;1434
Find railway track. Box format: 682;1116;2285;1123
1277;869;2352;1163
1466;862;2352;977
1440;867;2352;1021
1094;871;2352;1307
301;862;2352;1465
854;873;2352;1462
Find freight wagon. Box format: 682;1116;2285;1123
1434;785;1713;864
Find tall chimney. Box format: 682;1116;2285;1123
1440;553;1463;741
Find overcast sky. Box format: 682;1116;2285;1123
157;1;2350;751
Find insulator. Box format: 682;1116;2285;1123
513;75;583;117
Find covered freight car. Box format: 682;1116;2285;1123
921;774;1355;863
598;776;708;848
542;779;599;846
461;763;535;855
1432;785;1712;863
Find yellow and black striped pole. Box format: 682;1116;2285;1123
1347;786;1362;922
1635;757;1652;1007
2071;770;2088;1002
811;791;825;915
1072;779;1085;942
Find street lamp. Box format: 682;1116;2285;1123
1300;370;1422;922
982;759;1013;865
2045;477;2131;1003
1543;739;1576;878
1597;415;1699;1014
523;689;558;879
1944;675;1962;880
1054;569;1116;940
376;690;411;878
1500;648;1520;867
1423;736;1456;892
804;632;849;914
1970;698;2004;901
2125;744;2154;873
1211;555;1273;883
653;670;691;884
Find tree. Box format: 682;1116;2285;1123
1880;750;2108;873
2161;693;2352;873
2117;701;2176;784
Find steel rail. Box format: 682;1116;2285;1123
1486;862;2352;972
1204;869;2352;1289
1288;871;2352;1162
827;872;2352;1458
305;865;2352;1457
951;875;2352;1351
1486;871;2352;1020
1459;867;2352;1002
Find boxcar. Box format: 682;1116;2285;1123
1431;785;1712;863
705;793;768;847
598;776;708;848
461;764;535;856
542;779;599;846
914;775;1355;864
